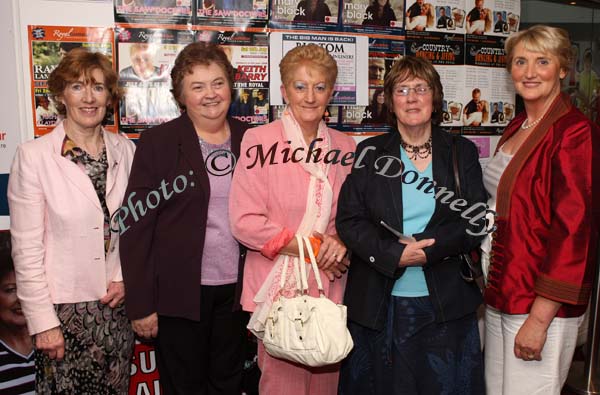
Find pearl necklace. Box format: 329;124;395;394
520;113;545;130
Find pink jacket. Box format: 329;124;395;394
7;122;135;335
229;120;356;312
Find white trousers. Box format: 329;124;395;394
484;306;584;395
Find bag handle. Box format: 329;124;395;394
278;235;326;295
302;236;324;294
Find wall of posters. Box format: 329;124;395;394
27;26;116;137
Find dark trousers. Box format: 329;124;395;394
339;296;485;395
156;284;248;395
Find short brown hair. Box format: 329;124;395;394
48;48;119;116
170;42;234;109
505;25;573;73
383;56;444;125
279;44;338;88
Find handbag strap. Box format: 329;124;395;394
451;135;462;198
278;235;325;294
302;236;324;294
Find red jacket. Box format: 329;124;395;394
485;93;600;317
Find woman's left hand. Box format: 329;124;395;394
100;281;125;308
313;231;347;271
514;296;562;361
514;317;547;361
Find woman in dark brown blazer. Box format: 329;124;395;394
118;42;249;395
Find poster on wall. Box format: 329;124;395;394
404;0;465;33
197;30;270;125
405;32;465;134
463;34;515;134
27;25;116;137
116;27;194;135
129;341;161;395
195;0;269;27
114;0;193;25
462;0;519;36
269;0;340;31
336;37;404;134
341;0;405;35
269;32;369;106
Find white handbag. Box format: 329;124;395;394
262;235;354;367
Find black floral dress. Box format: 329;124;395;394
35;136;135;395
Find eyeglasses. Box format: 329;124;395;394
393;85;431;96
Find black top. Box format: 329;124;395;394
336;127;487;330
120;113;249;321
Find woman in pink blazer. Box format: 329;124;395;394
7;48;135;394
229;44;356;395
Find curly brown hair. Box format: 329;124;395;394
47;48;119;116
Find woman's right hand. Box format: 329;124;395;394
398;238;435;267
35;326;65;361
132;312;158;339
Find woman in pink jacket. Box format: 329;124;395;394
8;49;135;393
229;44;356;394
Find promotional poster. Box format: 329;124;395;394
28;26;116;137
116;27;194;135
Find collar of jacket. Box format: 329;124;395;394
494;92;571;217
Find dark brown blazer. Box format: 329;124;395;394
119;112;248;321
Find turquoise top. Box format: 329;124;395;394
391;147;435;297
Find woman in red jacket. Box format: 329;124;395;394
482;25;600;395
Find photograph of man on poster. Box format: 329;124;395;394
494;11;508;33
436;6;451;28
368;57;387;85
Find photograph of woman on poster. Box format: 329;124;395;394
362;0;397;27
406;1;434;31
361;88;388;124
293;0;332;22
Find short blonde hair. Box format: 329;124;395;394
505;25;573;73
279;44;338;88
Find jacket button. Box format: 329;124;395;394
369;256;375;263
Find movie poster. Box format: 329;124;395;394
116;27;194;135
405;32;465;133
114;0;193;25
463;34;515;134
341;0;404;35
28;26;116;137
269;0;340;31
404;0;466;33
196;30;270;125
195;0;268;27
269;32;369;106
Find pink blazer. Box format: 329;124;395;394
229;120;356;312
7;122;136;335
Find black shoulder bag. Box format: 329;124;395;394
451;136;485;293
